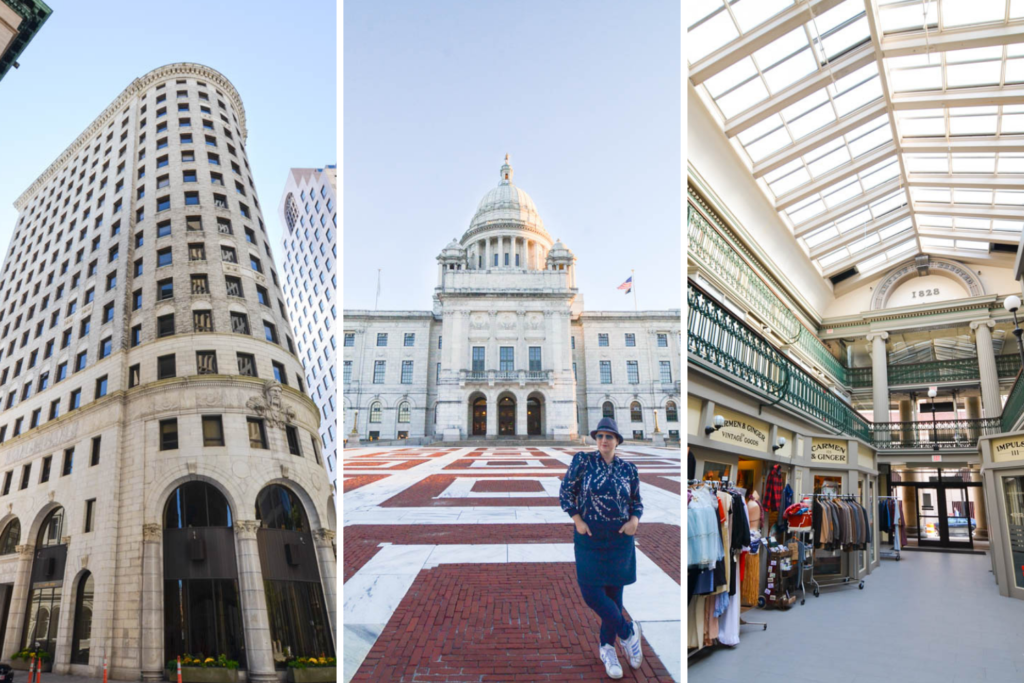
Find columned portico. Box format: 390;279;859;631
140;524;164;681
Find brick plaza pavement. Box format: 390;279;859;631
343;445;682;682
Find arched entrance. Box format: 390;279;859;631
23;507;67;662
498;396;516;435
70;572;94;664
527;395;543;436
255;485;335;665
471;395;487;438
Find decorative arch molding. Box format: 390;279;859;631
870;258;984;310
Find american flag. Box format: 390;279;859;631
617;276;632;294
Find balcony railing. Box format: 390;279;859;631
997;353;1022;379
872;418;1000;450
459;369;553;385
889;358;980;386
848;366;872;388
1002;371;1024;433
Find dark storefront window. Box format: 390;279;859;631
70;572;94;664
23;508;66;658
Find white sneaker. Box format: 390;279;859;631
620;621;643;669
599;644;623;679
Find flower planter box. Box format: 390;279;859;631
166;668;239;683
11;660;52;673
288;668;337;683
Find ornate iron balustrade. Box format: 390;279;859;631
848;366;872;388
888;358;979;386
459;369;553;386
997;353;1022;379
1002;371;1024;433
871;418;1000;450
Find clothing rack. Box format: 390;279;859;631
878;495;902;561
796;492;867;597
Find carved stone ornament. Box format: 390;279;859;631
16;544;33;558
143;523;163;542
246;381;296;428
280;464;291;480
60;535;71;546
80;555;88;570
313;528;336;543
470;316;488;330
235;520;260;537
186;460;198;475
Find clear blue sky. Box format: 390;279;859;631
344;0;681;312
0;0;336;259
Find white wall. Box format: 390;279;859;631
688;82;834;315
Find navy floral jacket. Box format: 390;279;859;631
559;451;643;522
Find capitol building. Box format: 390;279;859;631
343;156;681;443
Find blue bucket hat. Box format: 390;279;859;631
590;417;624;445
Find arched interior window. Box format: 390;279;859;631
0;518;20;555
369;402;382;423
38;508;65;547
255;485;309;532
630;402;642;423
164;481;233;529
602;402;615;419
666;401;678;422
398;402;410;424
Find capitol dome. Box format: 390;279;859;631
465;155;550;241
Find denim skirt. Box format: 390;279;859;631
574;519;636;586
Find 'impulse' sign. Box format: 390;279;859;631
811;438;849;464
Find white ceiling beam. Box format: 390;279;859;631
793;178;903;237
912;202;1024;221
776;142;898;211
752;100;888;178
882;22;1024;59
892;85;1024;110
920;247;1017;267
807;206;912;258
908;174;1024;190
916;226;1022;245
821;232;918;277
688;0;848;85
901;137;1024;154
723;44;878;138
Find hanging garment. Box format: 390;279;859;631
763;464;784;512
688;448;696;480
718;580;742;646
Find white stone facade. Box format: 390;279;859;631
279;167;337;492
0;64;335;681
343;158;681;443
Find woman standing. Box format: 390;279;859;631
559;417;644;679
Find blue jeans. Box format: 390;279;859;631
578;582;634;646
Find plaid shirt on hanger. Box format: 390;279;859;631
763;464;784;512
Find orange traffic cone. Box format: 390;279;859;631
103;656;108;683
176;656;182;683
27;656;34;683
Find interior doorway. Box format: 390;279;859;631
891;467;986;551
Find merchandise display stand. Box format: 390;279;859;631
878;495;902;561
797;492;867;597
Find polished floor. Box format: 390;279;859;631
688;550;1024;683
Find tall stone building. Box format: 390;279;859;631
279;167;337;493
0;0;52;83
0;63;335;681
344;156;682;443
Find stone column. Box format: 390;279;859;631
140;524;165;680
516;391;528;436
486;393;497;437
971;320;1001;418
234;521;276;683
312;529;337;644
966;396;982;420
516;309;527;381
898;399;914;447
2;544;33;660
485;238;491;270
867;332;890;422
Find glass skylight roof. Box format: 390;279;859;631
690;0;1024;285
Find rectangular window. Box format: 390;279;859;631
49;399;60;420
95;375;108;397
404;333;415;347
256;285;269;306
100;337;112;358
69;388;82;410
157;314;175;337
263;322;278;344
237;353;257;377
230;312;250;335
286;425;302;456
40;456;51;483
401;360;413;384
600;361;612;384
57;362;68;381
598;333;609;347
500;347;514;372
91;436;101;466
436;363;441;383
197;351;218;375
659;361;672;384
529;347;542;372
20;464;30;490
202;415;225;447
1;471;9;495
225;276;243;297
75;350;88;372
343;361;352;383
657;333;668;348
157;247;173;267
157;354;176;380
30;409;40;429
571;336;576;350
221;245;237;263
625;333;635;347
271;361;286;384
344;333;354;347
103;302;115;323
191;274;209;294
373;360;386;384
160;419;178;450
129;364;141;388
131;324;142;347
472;347;485;372
573;362;577;380
377;333;388;347
247;417;267;449
627;361;639;384
84;499;95;532
62;447;73;476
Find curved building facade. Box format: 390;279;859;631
0;63;335;681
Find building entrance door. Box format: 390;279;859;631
527;397;541;435
472;398;487;436
911;485;976;549
498;397;516;435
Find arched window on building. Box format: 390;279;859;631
70;572;94;664
23;507;66;659
398;402;411;424
666;401;678;423
0;518;20;555
602;402;615;419
369;402;382;423
256;485;335;666
630;402;642;423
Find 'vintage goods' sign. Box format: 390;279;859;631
811;438;849;464
708;407;768;452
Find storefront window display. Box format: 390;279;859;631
702;461;730;482
1003;475;1024;589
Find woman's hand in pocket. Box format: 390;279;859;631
574;518;592;536
619;516;639;536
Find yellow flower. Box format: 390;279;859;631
317;658;326;664
204;658;215;664
326;658;335;663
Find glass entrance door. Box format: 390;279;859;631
917;487;943;546
944;486;974;549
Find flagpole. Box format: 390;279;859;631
632;269;637;312
375;269;381;311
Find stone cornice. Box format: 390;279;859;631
15;63;248;212
461;222;553;245
819;294;1012;337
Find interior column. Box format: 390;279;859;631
971;320;1001;418
867;331;890;423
